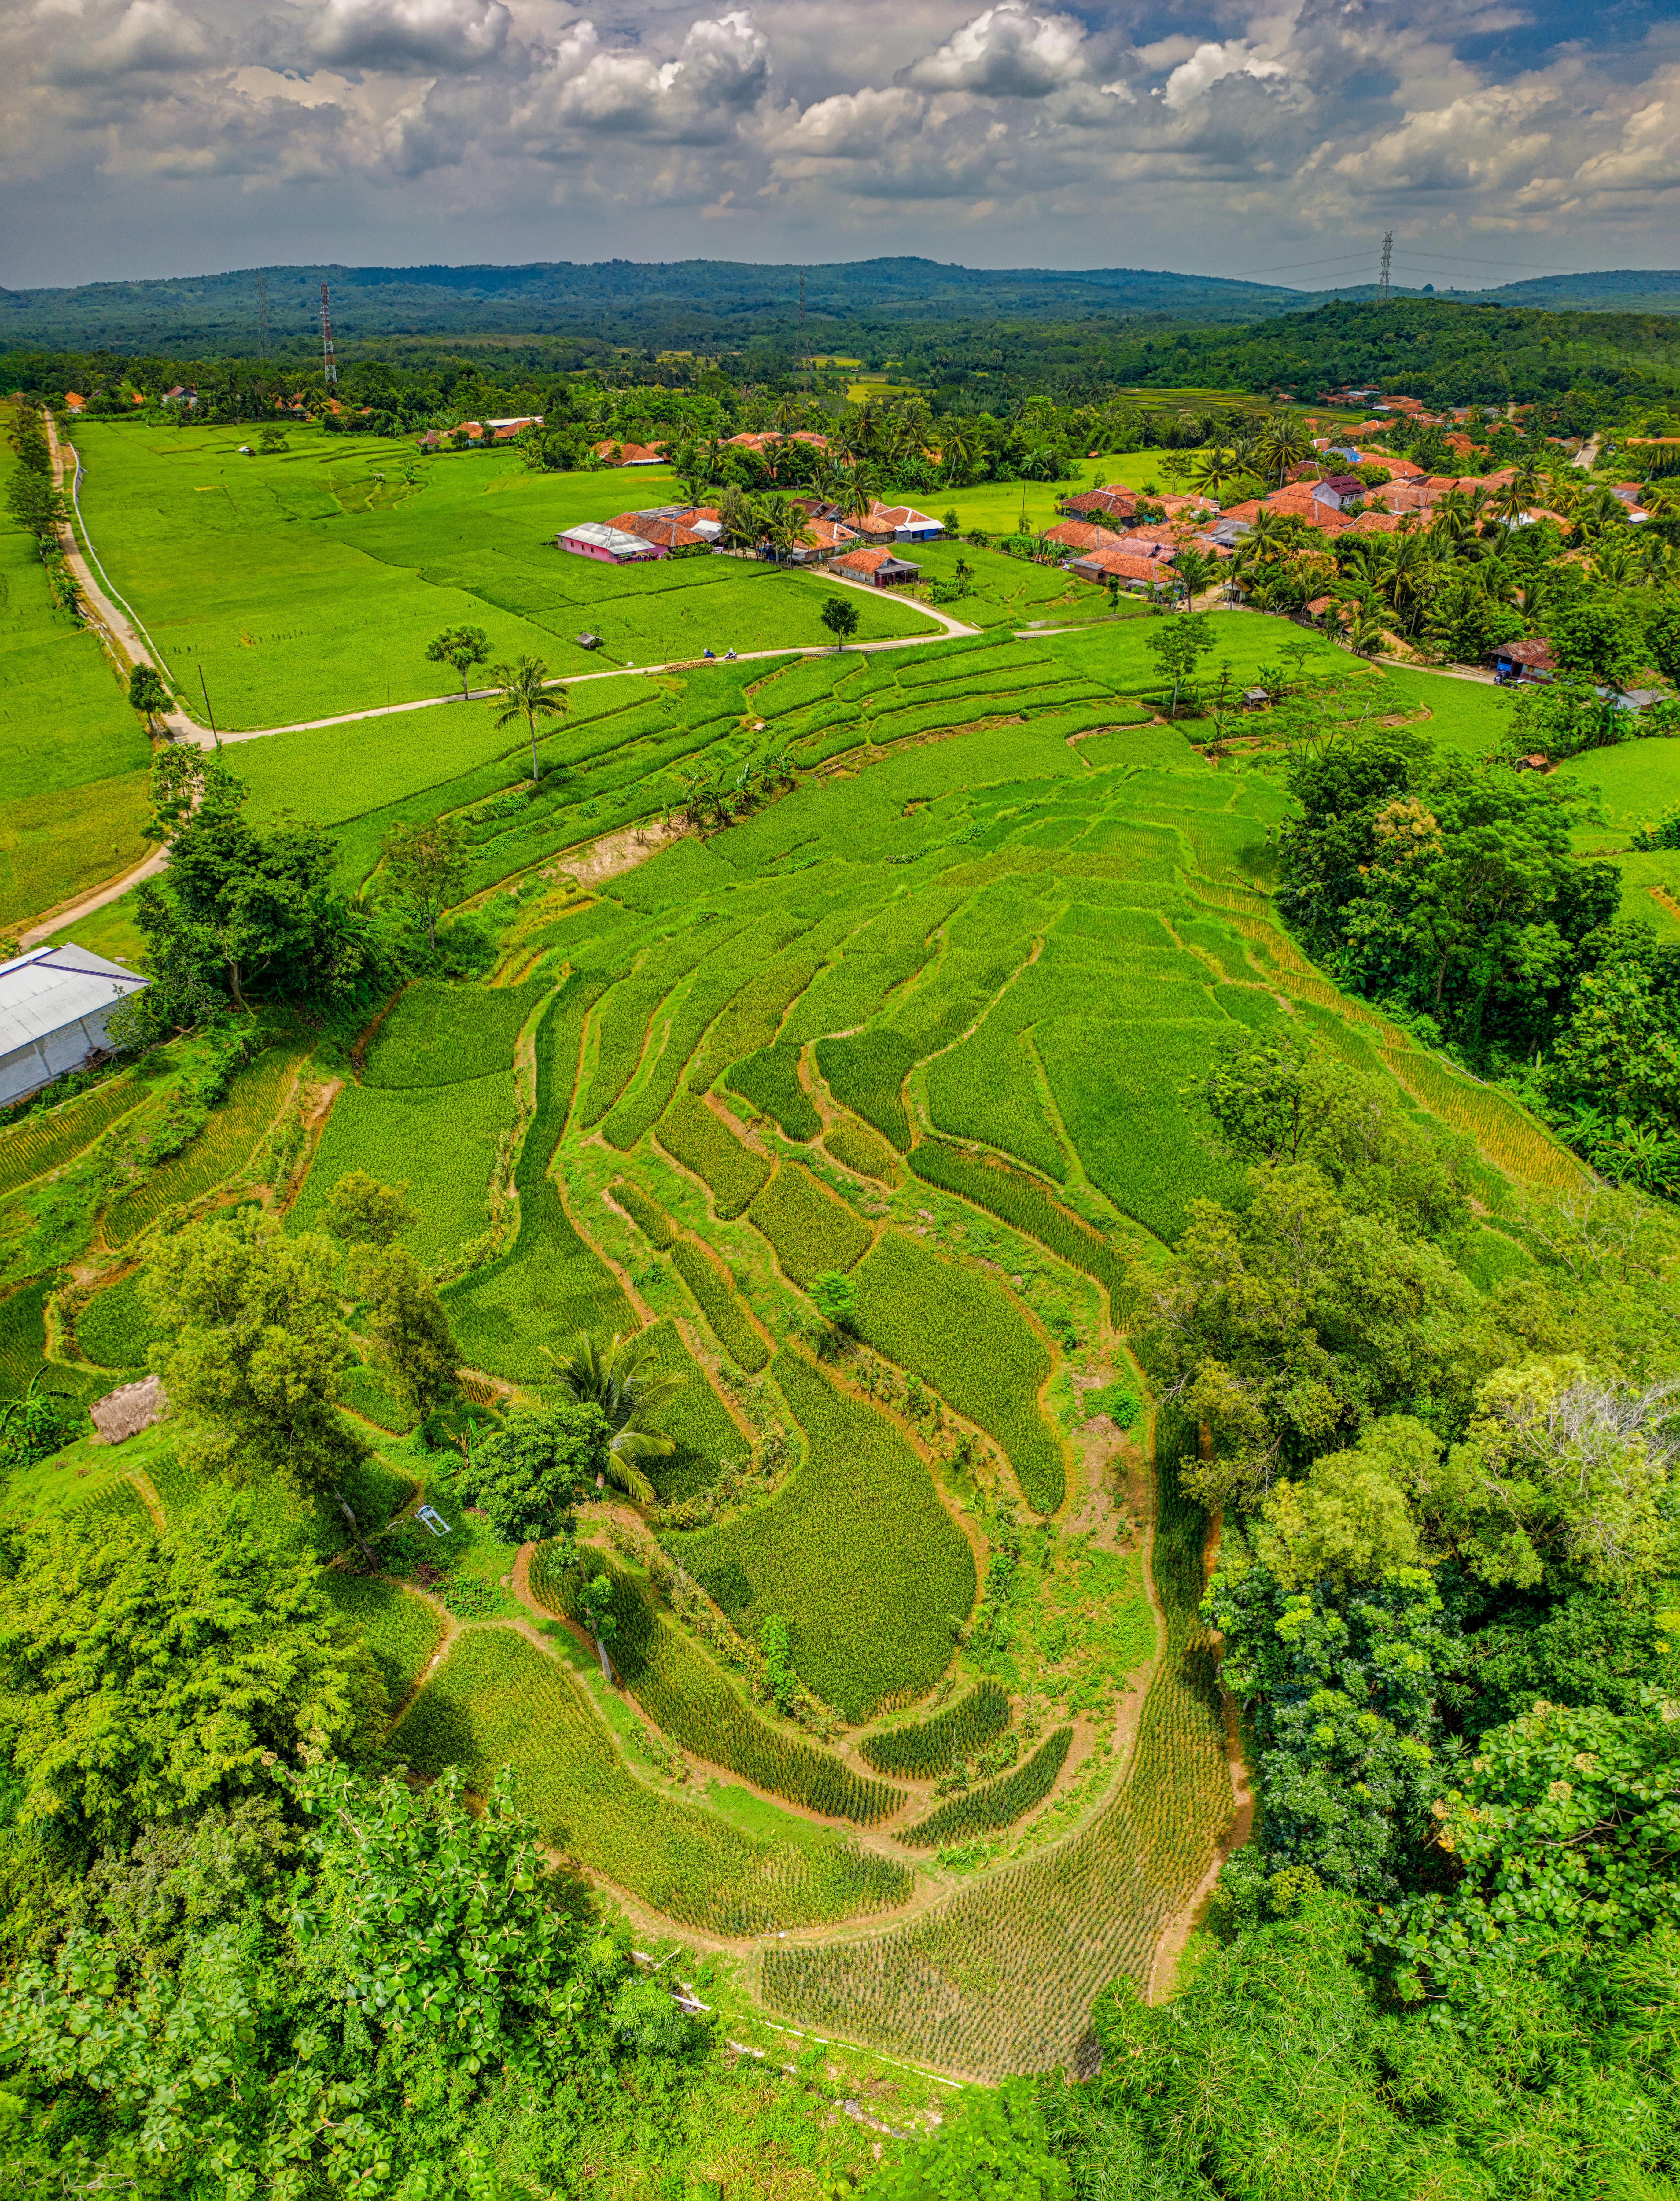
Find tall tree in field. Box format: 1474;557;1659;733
820;594;861;648
546;1330;680;1506
425;624;489;701
351;1244;460;1418
142;1212;372;1538
1144;610;1218;715
380;815;467;946
491;655;565;785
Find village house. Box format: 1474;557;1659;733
1042;519;1112;553
1061;485;1140;523
1494;638;1556;684
0;945;149;1108
592;440;666;466
605;510;709;554
785;515;859;564
556;520;663;564
869;501;943;542
1067;547;1164;594
830;545;921;588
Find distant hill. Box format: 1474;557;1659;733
1472;269;1680;313
0;256;1319;356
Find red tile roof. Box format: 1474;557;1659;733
608;511;707;550
1070;548;1162;582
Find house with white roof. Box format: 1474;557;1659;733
0;945;148;1108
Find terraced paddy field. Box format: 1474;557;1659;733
3;518;1604;2081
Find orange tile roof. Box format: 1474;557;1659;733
1070;548;1162;581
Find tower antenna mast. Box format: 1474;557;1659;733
1378;231;1393;299
320;281;338;388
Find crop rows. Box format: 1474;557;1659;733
389;1625;912;1935
360;975;550;1089
925;1011;1069;1185
322;1572;446;1713
530;1555;902;1824
655;1090;771;1219
672;1348;974;1719
814;1031;917;1152
669;1236;770;1374
611;1176;674;1247
903;1725;1074;1847
760;1444;1231;2078
907;1139;1130;1322
860;1681;1011;1778
691;953;828;1097
1380;1043;1584;1191
446;983;636;1378
604;915;808;1153
850;1233;1065;1515
75;1270;153;1370
340;1362;419;1434
0;1072;146;1197
291;1068;514;1266
823;1121;898;1184
747;1162;874;1289
726;1043;820;1142
105;1042;308;1246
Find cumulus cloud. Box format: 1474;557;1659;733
309;0;518;73
900;2;1089;98
4;0;1680;276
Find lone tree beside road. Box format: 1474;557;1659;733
820;595;861;649
426;624;489;702
127;663;172;735
491;654;565;786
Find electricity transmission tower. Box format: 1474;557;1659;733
1378;232;1394;299
256;272;270;362
319;281;337;388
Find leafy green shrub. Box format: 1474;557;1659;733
725;1043;820;1141
815;1031;917;1152
904;1725;1073;1847
860;1682;1011;1778
655;1090;771;1219
747;1163;873;1289
669;1238;770;1374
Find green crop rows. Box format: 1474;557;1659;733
655;1090;771;1219
105;1043;308;1246
322;1572;445;1712
361;975;549;1088
814;1033;916;1152
528;1553;902;1824
823;1121;898;1184
76;1271;153;1371
849;1233;1065;1515
291;1069;514;1266
610;1176;674;1248
904;1725;1074;1847
389;1625;911;1934
907;1138;1131;1321
747;1162;874;1289
859;1682;1012;1779
725;1043;820;1142
0;1073;146;1197
673;1350;974;1720
669;1237;770;1374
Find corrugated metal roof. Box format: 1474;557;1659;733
559;521;658;557
0;945;147;1056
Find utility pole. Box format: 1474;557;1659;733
256;271;270;362
1378;231;1393;300
319;280;337;389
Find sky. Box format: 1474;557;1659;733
4;0;1680;292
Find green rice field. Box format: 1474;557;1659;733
5;409;1607;2084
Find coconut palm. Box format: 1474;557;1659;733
546;1330;681;1506
490;655;566;786
1256;411;1313;488
1189;447;1243;503
942;424;978;487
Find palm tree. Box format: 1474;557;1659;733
546;1330;681;1506
1256;411;1313;489
491;655;565;785
1189;447;1242;502
942;424;978;487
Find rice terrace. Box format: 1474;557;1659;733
0;398;1584;2081
9;316;1680;2195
